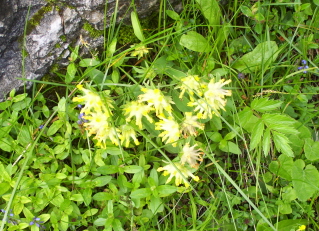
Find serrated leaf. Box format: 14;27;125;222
269;154;293;180
292;159;319;201
263;128;271;157
251;98;282;112
131;11;145;42
272;131;294;157
262;114;298;135
250;119;264;150
180;31;211;53
236;107;258;132
304;138;319;161
232;41;278;73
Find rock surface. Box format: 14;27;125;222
0;0;181;101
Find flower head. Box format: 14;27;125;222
122;101;154;129
155;117;180;147
119;124;140;147
139;88;174;117
157;162;199;187
180;112;204;137
297;225;306;231
130;44;152;59
175;75;205;99
180;143;203;169
29;217;45;230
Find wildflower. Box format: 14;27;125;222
122;101;154;129
119;124;140;147
130;44;152;59
0;209;18;225
39;125;44;129
30;217;45;230
155;117;180;147
237;73;245;79
157;162;200;187
188;78;231;118
298;60;309;74
180;143;203;169
176;75;205;99
77;112;89;125
139;88;174;117
180;112;204;137
301;60;307;65
297;225;306;231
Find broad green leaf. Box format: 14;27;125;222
94;218;106;226
236;107;258;132
251;98;282;113
157;185;177;197
180;31;211;53
0;182;11;195
0;138;13;152
166;10;180;20
97;165;119;174
82;188;92;206
60;213;69;231
70;193;83;202
304;138;319;161
314;0;319;6
207;132;223;142
195;0;221;26
93;192;113;201
12;98;31;111
150;196;163;214
123;165;143;174
79;58;100;67
262;128;271;157
240;5;253;17
264;219;307;231
66;62;76;83
92;176;112;187
131;11;145;42
130;188;152;199
171;89;192;113
250;119;264;150
83;208;98;218
47;120;64;136
292;159;319;201
219;141;241;155
262;114;298;135
70;45;79;61
232;41;278;73
277;201;292;214
269;154;293;180
272;131;294;157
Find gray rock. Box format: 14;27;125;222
0;0;182;101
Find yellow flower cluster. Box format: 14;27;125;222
73;85;139;148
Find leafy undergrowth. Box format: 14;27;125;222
1;0;319;230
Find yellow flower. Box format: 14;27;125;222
139;88;174;117
180;112;204;137
119;124;140;147
175;75;205;99
157;162;199;187
180;143;203;169
155;117;180;147
130;44;152;59
122;101;154;129
187;98;213;119
207;78;231;98
297;225;306;231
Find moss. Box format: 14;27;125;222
60;35;67;42
83;22;104;38
26;4;53;35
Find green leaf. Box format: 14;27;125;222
262;114;298;135
262;128;271;157
304;138;319;161
130;188;152;199
251;98;282;113
79;58;100;67
93;192;113;201
157;185;177;197
97;165;119;174
272;131;294;157
250;119;264;150
207;132;223;142
83;208;98;218
269;154;293;180
166;10;180;20
60;213;69;231
314;0;319;6
82;188;92;206
195;0;221;26
47;120;64;136
0;138;13;152
123;165;143;174
219;141;241;155
240;5;253;17
232;41;278;73
70;45;79;62
264;219;307;231
94;218;106;226
0;182;11;195
150;196;163;214
92;176;112;187
131;11;145;42
66;62;77;83
180;31;211;53
292;159;319;201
